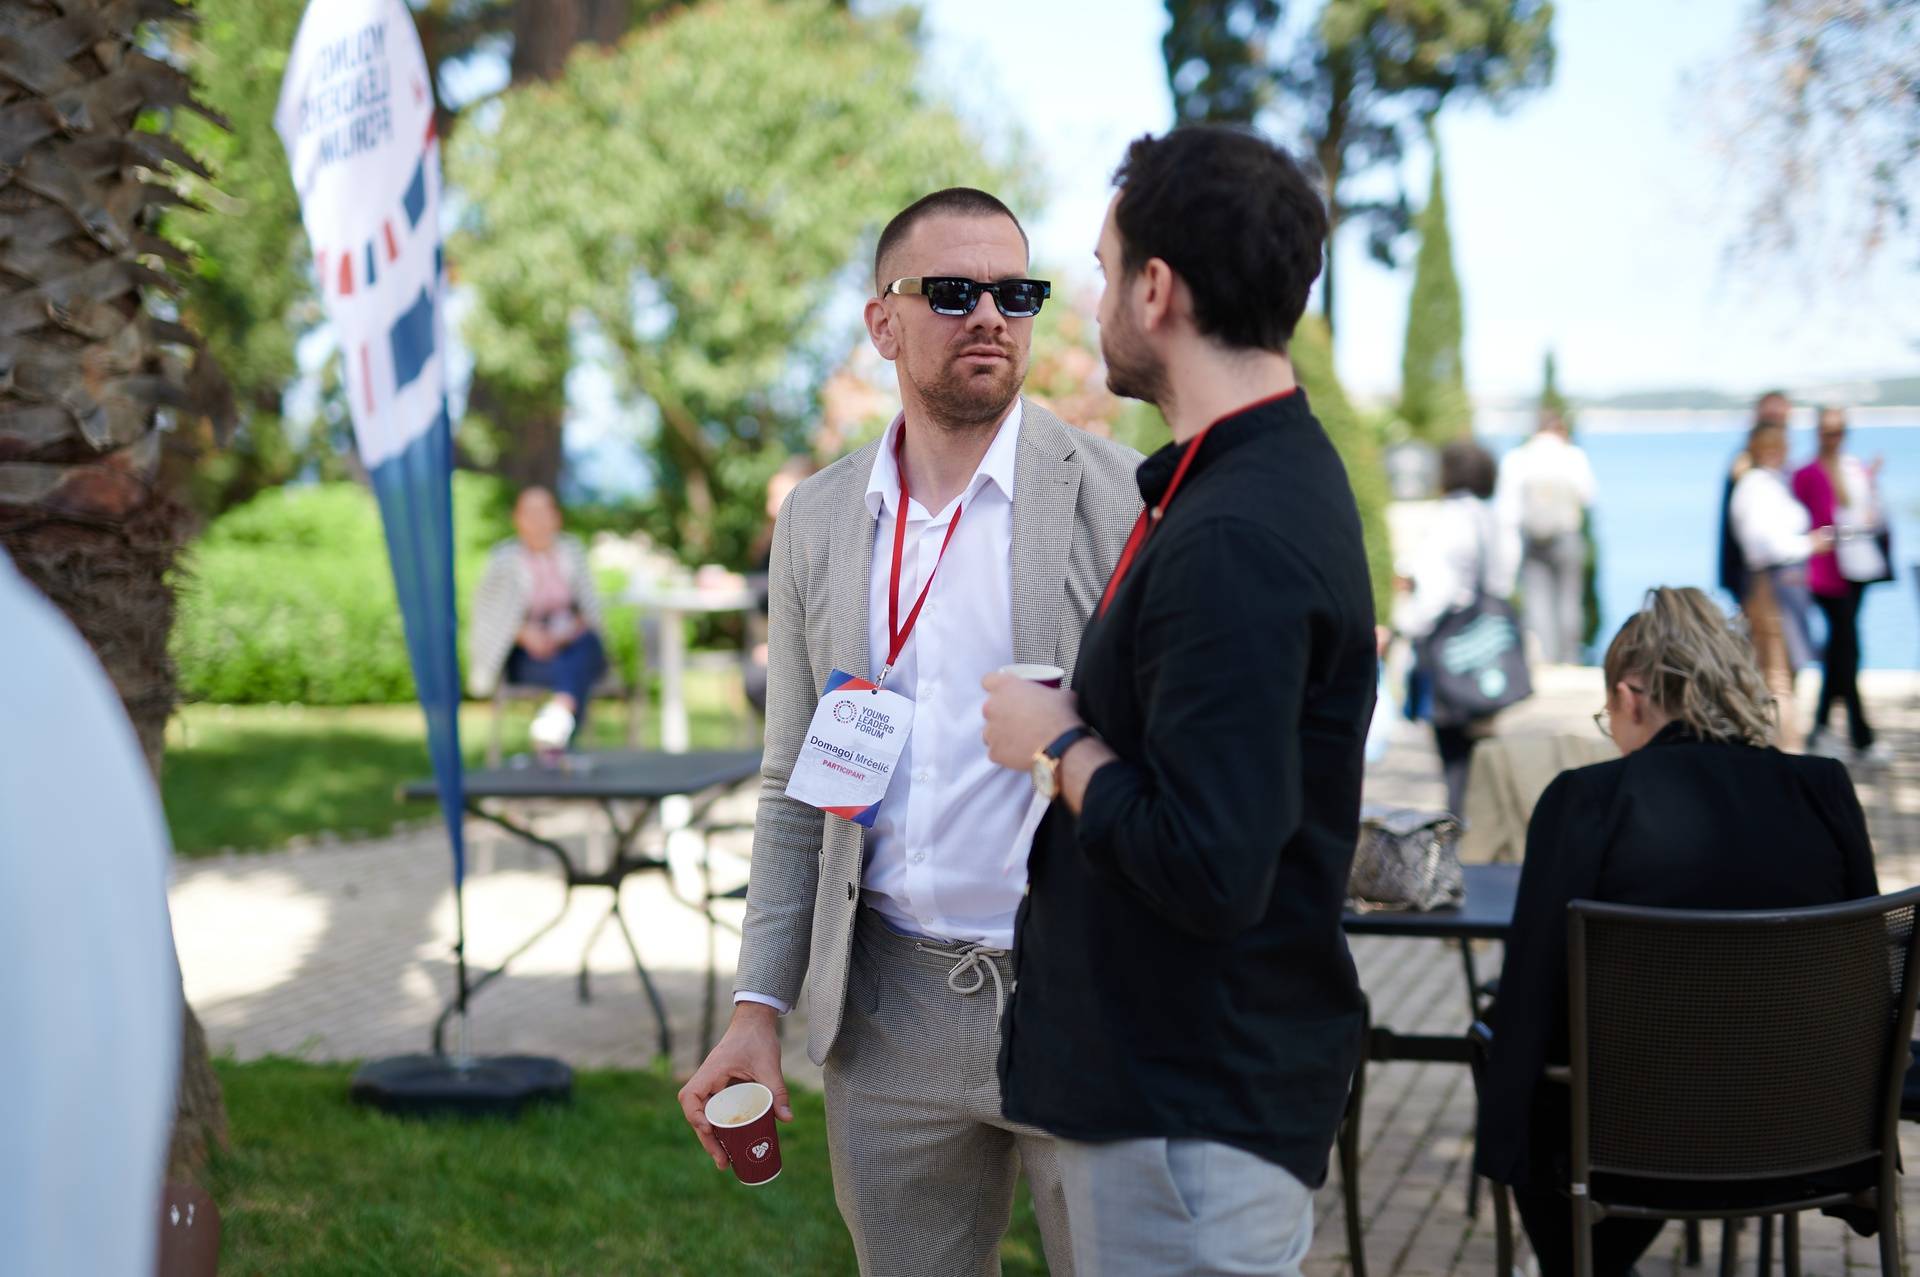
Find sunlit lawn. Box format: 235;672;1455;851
163;668;758;856
212;1058;1049;1277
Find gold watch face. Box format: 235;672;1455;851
1031;753;1057;799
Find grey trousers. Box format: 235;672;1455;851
1056;1136;1315;1276
1521;530;1587;665
822;908;1074;1277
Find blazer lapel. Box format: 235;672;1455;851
827;440;881;683
1011;401;1082;667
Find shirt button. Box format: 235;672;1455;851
911;851;928;865
914;769;931;783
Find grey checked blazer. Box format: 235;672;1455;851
736;399;1144;1065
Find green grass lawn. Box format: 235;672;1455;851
212;1059;1048;1276
163;670;756;856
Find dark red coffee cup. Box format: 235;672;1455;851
998;663;1065;688
705;1082;781;1186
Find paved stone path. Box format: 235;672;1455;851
171;667;1920;1274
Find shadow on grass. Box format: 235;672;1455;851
212;1058;1049;1276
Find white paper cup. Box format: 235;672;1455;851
998;663;1065;688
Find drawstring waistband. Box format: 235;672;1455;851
913;940;1009;1018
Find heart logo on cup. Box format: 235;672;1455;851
750;1140;771;1160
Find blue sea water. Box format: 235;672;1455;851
1483;409;1920;669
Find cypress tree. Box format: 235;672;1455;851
1399;129;1472;443
1294;315;1393;621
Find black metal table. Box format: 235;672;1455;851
401;749;763;1060
1343;861;1520;1064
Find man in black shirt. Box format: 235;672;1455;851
980;126;1376;1275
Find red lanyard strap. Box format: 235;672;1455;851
881;427;963;687
1096;423;1211;619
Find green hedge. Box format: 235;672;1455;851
173;473;647;705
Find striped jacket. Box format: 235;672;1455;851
467;534;605;697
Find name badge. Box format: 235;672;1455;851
784;670;915;827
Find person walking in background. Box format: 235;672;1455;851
1718;390;1792;605
1731;417;1831;753
468;486;612;753
1794;405;1893;761
1400;440;1520;818
1498;407;1594;665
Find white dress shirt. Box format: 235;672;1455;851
857;403;1029;949
1496;431;1595;540
736;403;1032;1015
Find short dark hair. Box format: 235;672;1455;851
1111;126;1327;353
874;188;1028;294
1439;440;1497;500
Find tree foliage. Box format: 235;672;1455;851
450;0;1010;566
166;0;338;517
1162;0;1554;332
1399;134;1471;442
1707;0;1919;275
1293;316;1394;619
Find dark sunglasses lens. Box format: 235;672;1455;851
924;279;976;315
998;281;1046;316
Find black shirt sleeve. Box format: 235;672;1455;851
1075;518;1330;940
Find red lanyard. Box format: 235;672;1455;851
880;427;963;687
1096;388;1296;619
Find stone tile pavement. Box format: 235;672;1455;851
171;667;1920;1274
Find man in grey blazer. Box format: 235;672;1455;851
678;187;1140;1275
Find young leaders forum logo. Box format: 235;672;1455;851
832;699;859;725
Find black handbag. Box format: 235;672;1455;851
1415;507;1532;729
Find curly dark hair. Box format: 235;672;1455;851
1111;126;1328;353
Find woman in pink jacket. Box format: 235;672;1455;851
1792;406;1893;760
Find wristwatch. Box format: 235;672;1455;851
1031;726;1097;801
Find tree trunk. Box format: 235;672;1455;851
1;500;229;1183
1316;59;1354;340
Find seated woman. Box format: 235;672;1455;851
469;487;610;751
1475;586;1878;1277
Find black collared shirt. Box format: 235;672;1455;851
999;388;1377;1185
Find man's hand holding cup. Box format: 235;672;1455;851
981;665;1081;772
678;1001;791;1177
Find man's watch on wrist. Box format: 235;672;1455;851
1031;725;1097;801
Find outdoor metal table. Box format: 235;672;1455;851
401;749;763;1060
1342;861;1520;1063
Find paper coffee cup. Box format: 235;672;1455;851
704;1082;782;1186
998;663;1065;688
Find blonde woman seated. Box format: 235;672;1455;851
1475;587;1878;1277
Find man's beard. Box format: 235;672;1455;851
906;337;1027;433
1100;303;1167;406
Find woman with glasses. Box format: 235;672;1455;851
1475;586;1878;1277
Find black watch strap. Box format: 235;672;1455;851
1043;725;1096;762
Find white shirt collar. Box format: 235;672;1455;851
865;399;1023;521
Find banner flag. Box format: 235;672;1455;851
276;0;466;885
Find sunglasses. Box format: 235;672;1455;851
885;276;1051;318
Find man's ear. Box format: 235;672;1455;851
1140;258;1176;332
864;296;899;361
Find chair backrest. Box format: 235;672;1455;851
1568;886;1920;1183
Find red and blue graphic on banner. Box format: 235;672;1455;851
276;0;465;883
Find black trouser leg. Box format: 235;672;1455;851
1434;724;1476;819
1511;1182;1666;1277
1815;587;1873;747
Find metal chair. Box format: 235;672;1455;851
1335;996;1372;1277
1560;888;1920;1277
